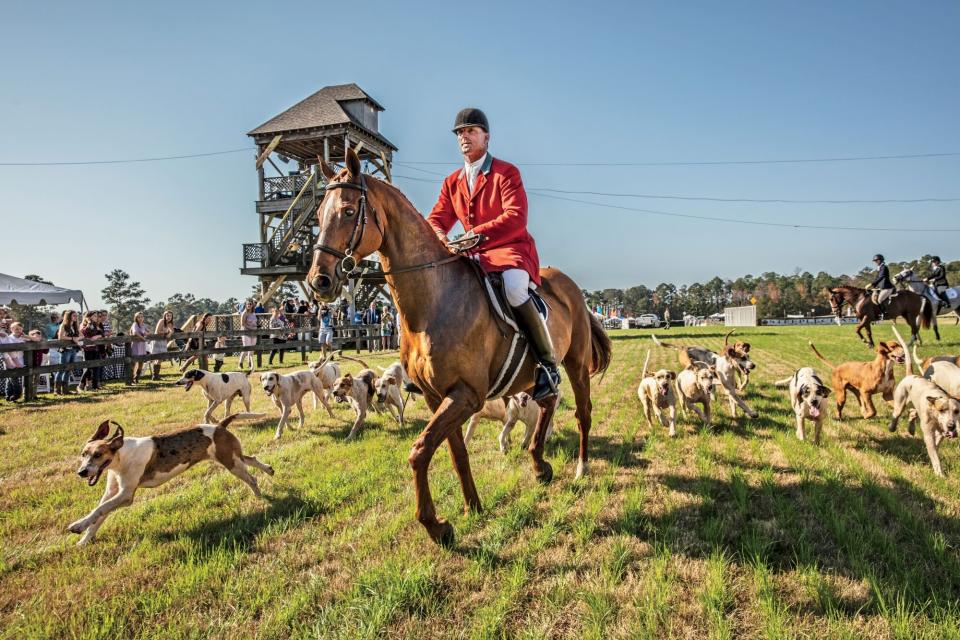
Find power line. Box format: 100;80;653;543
396;151;960;167
526;187;960;205
390;173;960;233
0;147;252;166
4;147;956;168
526;191;959;232
391;173;959;205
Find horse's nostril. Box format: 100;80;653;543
312;274;332;292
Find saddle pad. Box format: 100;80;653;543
482;271;548;400
484;272;549;328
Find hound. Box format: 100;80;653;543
68;414;273;545
331;369;378;440
174;369;261;424
464;390;560;453
373;361;408;426
676;364;717;428
912;345;960;373
922;360;960;399
308;354;342;410
652;330;754;374
889;326;960;476
652;333;758;419
637;350;678;436
775;367;830;444
809;340;904;419
260;369;332;440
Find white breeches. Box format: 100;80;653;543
875;288;893;304
503;269;533;307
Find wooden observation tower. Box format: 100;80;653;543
241;84;396;307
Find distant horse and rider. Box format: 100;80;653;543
828;254;950;346
893;255;960;336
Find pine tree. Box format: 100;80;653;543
101;270;150;332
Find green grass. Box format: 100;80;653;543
2;324;960;638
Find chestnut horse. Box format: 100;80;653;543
305;150;611;545
827;285;931;347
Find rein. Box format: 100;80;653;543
313;176;474;277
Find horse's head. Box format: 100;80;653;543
306;149;384;301
827;288;846;317
894;268;913;284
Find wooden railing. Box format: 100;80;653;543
263;174;310;200
0;323;393;401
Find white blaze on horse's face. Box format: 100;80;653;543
308;173;364;300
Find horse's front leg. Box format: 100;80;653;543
408;390;478;546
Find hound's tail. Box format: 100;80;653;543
641;350;651;379
808;342;836;370
891;325;914;376
774;376;793;388
340;354;370;369
912;344;922;369
589;313;613;379
724;329;735;346
651;334;679;350
215;412;266;428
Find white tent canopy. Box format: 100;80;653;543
0;273;85;307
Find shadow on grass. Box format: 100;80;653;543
608;331;777;343
157;488;326;558
610;470;960;617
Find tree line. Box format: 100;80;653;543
8;256;958;331
582;255;960;319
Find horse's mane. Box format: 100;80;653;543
833;284;866;295
328;169;443;239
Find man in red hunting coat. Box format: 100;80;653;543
427;108;560;400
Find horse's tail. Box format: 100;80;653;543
808;342;835;370
920;297;933;329
589;313;613;379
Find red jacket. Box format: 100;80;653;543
427;155;541;285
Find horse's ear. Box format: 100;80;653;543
318;157;336;181
345;148;361;178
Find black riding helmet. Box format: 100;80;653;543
873;254;885;263
452;108;489;133
931;256;942;264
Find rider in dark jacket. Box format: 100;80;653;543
870;254;896;307
925;256;950;305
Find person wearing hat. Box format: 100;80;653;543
426;108;560;400
925;256;950;306
868;253;896;308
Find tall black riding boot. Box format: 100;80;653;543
512;298;561;400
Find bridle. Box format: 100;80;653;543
312;175;373;277
312;174;476;278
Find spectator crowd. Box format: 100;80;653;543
0;296;399;403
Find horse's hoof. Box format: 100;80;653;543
431;520;456;547
536;462;554;484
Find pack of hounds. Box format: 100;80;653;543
638;328;960;479
68;351;555;545
68;328;960;545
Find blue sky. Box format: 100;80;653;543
2;1;958;308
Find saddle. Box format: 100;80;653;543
466;264;548;399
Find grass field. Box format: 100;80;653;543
3;324;960;639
